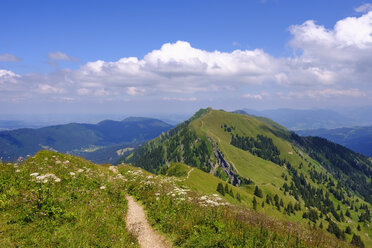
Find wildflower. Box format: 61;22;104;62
70;172;76;176
16;169;20;173
77;169;84;173
100;186;106;190
34;173;61;183
30;172;39;177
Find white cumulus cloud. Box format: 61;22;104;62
2;10;372;108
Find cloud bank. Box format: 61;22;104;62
1;9;372;109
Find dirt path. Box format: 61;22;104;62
125;195;171;248
186;168;194;179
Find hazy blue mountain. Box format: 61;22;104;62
0;117;172;162
297;126;372;157
342;106;372;126
0;120;44;131
241;108;354;130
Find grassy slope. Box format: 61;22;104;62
188;110;371;246
120;163;351;248
0;151;138;247
0;151;357;247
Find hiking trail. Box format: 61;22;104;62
125;195;171;248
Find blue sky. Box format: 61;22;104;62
1;0;372;117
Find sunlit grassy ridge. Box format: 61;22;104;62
126;108;371;247
0;151;138;248
190;110;372;247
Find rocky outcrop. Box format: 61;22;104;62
208;137;240;186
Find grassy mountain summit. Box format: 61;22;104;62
125;108;372;246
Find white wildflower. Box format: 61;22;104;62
200;195;208;200
70;172;76;176
77;169;84;173
100;186;106;190
34;173;60;183
30;172;39;177
16;169;21;173
109;166;118;174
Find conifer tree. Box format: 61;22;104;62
225;184;229;194
235;193;241;202
346;209;351;218
252;196;257;210
254;186;263;198
229;188;234;197
351;234;365;248
217;183;225;196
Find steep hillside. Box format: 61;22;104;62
297;126;372;157
125;108;372;247
0;117;172;163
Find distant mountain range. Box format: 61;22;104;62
0;117;172;162
241;107;372;130
297;126;372;157
0;120;43;131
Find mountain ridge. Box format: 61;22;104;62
124;108;372;246
0;117;172;163
297;125;372;157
